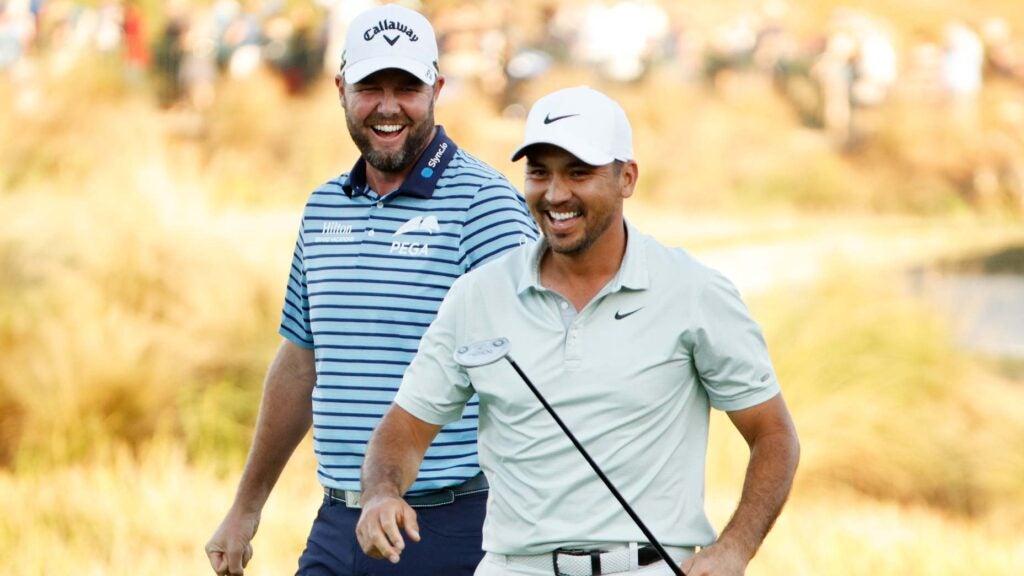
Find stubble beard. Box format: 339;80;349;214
543;208;616;257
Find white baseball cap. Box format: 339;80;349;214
341;4;439;86
510;86;633;165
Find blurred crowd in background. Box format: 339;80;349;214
3;0;1024;149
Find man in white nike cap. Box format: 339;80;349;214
356;85;800;576
205;4;537;575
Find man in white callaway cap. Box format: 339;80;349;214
205;4;537;575
355;86;800;576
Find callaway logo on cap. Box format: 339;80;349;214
341;4;439;85
510;86;633;166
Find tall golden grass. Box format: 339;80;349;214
0;62;296;471
761;275;1024;517
2;51;1023;574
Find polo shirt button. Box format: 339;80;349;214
368;229;375;236
560;301;569;310
376;201;384;208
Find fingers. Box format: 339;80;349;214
226;541;253;575
356;499;420;564
206;510;260;576
205;540;252;576
205;542;232;576
377;509;406;563
679;548;740;576
403;507;421;544
367;509;408;563
205;548;225;574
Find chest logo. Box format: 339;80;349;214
315;221;355;243
395;215;440;236
614;307;643;320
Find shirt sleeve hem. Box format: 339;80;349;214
278;327;314;349
712;384;782;413
394;393;461;427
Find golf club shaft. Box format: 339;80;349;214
504;356;686;576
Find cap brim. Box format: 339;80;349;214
509;137;615;166
343;57;436;85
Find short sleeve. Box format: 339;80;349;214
689;269;780;412
278;220;314;348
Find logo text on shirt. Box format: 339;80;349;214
315;221;355;243
390;241;429;256
391;215;439;256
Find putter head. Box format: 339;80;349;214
453;337;511;367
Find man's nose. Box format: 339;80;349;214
377;89;401;115
545;176;572;204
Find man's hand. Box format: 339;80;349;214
205;509;260;575
679;541;747;576
355;494;421;564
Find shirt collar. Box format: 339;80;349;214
341;125;458;199
516;220;650;296
613;220;650;291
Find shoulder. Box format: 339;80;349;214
636;231;745;307
301;174;350;211
289;175;350;232
450;148;508;180
453;241;531;290
444;149;518;193
641;232;716;284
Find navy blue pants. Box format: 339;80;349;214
295;491;487;576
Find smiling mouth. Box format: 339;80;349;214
372;123;406;137
545;210;582;232
548;210;580;221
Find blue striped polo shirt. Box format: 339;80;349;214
279;126;538;493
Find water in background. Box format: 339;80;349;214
910;245;1024;358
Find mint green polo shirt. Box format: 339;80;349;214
396;221;780;556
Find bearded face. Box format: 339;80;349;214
342;69;438;175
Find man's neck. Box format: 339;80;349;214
540;221;627;311
365;169;407;198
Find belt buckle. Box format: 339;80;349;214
343;490;362;509
551;548;600;576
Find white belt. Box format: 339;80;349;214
493;543;695;576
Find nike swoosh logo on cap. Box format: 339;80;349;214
614;307;643;320
543;113;580;124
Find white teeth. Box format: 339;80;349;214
374;124;403;133
549;211;579;221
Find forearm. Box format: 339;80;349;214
716;426;800;560
361;405;440;500
231;340;316;512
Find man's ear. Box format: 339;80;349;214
335;73;346;107
619;160;639;199
431;75;446;101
